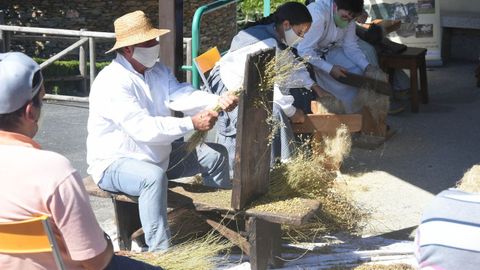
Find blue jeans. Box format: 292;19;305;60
98;141;230;251
106;255;163;269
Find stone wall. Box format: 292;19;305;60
0;1;237;61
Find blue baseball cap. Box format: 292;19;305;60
0;52;43;114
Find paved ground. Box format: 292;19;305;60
35;60;480;265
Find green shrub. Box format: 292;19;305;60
238;0;304;26
34;58;110;77
33;58;110;96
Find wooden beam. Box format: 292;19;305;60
247;217;283;270
232;49;275;210
292;114;363;134
158;0;183;78
204;218;250;255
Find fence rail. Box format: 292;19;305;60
0;21;193;96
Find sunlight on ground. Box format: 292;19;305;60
337;171;435;236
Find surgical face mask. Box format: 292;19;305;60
132;44;160;68
283;28;303;47
333;12;349;29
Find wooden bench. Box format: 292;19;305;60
84;49;321;270
379;47;429;113
441;12;480;61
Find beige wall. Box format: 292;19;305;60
440;0;480;13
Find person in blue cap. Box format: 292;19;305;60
0;52;162;269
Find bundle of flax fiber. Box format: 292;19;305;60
122;232;232;270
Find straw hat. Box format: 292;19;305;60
106;10;170;53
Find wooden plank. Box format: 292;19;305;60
170;185;320;226
247;217;283;270
292;114;362;134
204;218;250;255
245;198;320;226
232;48;275;210
336;72;392;96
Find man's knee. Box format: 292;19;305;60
141;164;167;190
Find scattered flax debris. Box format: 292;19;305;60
351;264;416;270
125;233;233;270
456;164;480;193
321;124;352;170
171;187;232;210
249;197;311;216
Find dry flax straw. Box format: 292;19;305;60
353;68;389;123
264;128;367;239
125;232;233;270
456;164;480;193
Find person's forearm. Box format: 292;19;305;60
80;234;114;270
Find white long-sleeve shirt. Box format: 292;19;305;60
297;0;369;74
87;54;218;183
219;38;315;117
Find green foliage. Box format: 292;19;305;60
238;0;305;28
33;58;110;77
32;58;110;96
239;0;304;19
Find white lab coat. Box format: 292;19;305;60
298;0;370;113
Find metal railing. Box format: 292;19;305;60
184;0;272;89
0;22;193;96
183;0;238;89
0;23;114;95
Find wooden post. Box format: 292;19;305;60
185;37;192;83
0;10;4;53
112;199;142;251
89;37;96;91
79;29;88;95
247;217;283;270
232;49;275;210
158;0;183;79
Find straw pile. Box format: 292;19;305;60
168;208;212;245
125;232;233;270
456;164;480;193
264;127;367;238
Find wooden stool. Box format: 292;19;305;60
379;47;428;113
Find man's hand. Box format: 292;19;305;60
312;84;332;98
290;109;305;124
191;110;218;131
218;91;239;112
330;65;348;79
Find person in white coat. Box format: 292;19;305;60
87;11;238;252
206;2;330;173
298;0;377;114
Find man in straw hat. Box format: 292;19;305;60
0;52;161;269
87;10;238;251
415;165;480;270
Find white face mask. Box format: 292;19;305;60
132;44;160;68
283;28;303;47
